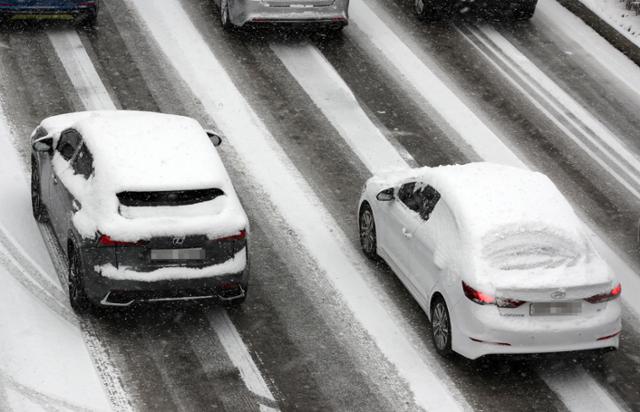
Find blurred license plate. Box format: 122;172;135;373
151;248;205;261
530;301;581;316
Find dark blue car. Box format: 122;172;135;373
0;0;98;26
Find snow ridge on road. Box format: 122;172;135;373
126;0;470;410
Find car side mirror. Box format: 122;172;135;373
376;188;395;201
32;136;53;153
205;129;223;147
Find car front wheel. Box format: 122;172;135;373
431;296;453;357
359;202;379;260
31;162;48;223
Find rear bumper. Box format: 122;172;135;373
230;0;349;27
82;258;249;307
451;299;622;359
0;5;96;19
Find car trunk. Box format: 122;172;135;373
111;188;245;271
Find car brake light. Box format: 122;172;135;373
585;283;621;304
462;281;496;305
97;234;145;247
216;229;247;242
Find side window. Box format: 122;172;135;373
398;181;441;220
56;129;81;161
398;182;421;212
71;143;94;179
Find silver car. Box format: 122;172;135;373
216;0;349;31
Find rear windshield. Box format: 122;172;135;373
117;188;225;207
482;230;584;271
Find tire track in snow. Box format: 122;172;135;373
48;27;281;411
125;0;469;410
272;11;627;412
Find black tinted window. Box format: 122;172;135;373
398;182;441;219
56;130;81;161
31;126;48;141
117;188;225;207
398;182;420;212
72;144;94;179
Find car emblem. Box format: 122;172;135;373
172;236;185;246
550;290;566;300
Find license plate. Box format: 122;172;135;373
530;301;582;316
150;248;205;261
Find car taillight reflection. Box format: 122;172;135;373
462;281;526;308
97;234;146;247
584;283;621;304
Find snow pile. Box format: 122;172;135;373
41;111;248;241
577;0;640;46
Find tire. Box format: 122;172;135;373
69;249;92;314
414;0;446;21
512;4;536;20
220;0;235;32
431;296;454;357
359;202;379;260
31;161;48;223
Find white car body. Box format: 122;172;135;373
359;162;621;359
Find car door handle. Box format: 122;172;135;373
402;228;413;239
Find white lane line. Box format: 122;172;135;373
304;3;629;410
270;42;410;172
540;365;622;412
47;26;276;412
126;1;469;410
536;0;640;102
350;0;522;167
47;30;117;111
208;309;277;404
465;24;640;199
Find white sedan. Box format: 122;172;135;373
358;162;621;359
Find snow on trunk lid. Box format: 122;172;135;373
117;188;226;219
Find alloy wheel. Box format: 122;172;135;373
359;206;377;259
432;301;450;351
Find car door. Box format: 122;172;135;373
408;184;443;305
50;129;82;245
383;182;424;288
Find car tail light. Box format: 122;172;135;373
97;234;145;247
216;229;247;242
462;281;496;305
585;283;621;304
597;331;621;341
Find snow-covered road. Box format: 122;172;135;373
1;0;640;410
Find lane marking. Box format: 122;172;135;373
270;42;410;172
126;0;470;410
540;364;622;411
47;30;117;111
208;309;277;405
461;24;640;200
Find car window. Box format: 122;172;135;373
56;129;81;161
31;126;48;141
398;181;441;219
71;143;94;179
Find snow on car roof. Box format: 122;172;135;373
420;162;583;242
41;111;227;193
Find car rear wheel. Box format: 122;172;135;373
359;202;379;260
31;162;48;223
220;0;235;31
431;296;453;357
415;0;446;21
512;3;536;20
69;249;92;314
